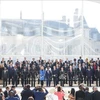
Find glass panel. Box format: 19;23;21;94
83;1;100;57
0;1;42;56
43;1;82;57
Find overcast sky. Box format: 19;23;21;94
0;1;100;32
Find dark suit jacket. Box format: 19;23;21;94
4;90;9;98
76;90;85;100
92;90;100;100
21;89;33;100
68;70;74;78
45;70;52;80
86;69;93;78
85;91;91;100
33;89;48;100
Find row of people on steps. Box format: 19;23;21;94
1;57;100;87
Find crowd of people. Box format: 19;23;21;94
0;84;100;100
0;57;100;87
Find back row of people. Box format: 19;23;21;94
1;57;100;87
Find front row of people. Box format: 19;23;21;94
1;84;100;100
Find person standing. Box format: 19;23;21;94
81;63;87;84
3;86;10;98
92;87;100;100
33;86;48;100
52;66;58;87
76;84;85;100
68;65;74;86
77;64;83;85
12;65;18;87
86;66;93;87
54;86;65;100
95;66;100;86
8;62;13;85
68;88;75;100
5;90;19;100
84;87;91;100
2;67;8;87
21;84;33;100
64;63;69;84
59;67;65;87
21;67;28;87
45;67;52;87
39;66;45;87
30;65;37;87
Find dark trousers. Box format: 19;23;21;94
83;76;86;84
3;78;7;87
96;77;100;86
31;77;35;87
41;80;44;87
21;78;27;86
21;78;24;86
60;79;64;87
69;77;73;86
78;77;83;85
38;79;40;84
46;79;51;87
8;76;12;84
65;76;68;84
53;77;56;87
0;69;3;79
12;77;17;86
27;75;30;84
74;75;77;84
87;77;91;86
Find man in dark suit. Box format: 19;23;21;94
95;66;100;86
78;56;83;65
92;87;100;100
85;87;91;100
45;67;52;87
30;65;37;87
68;65;74;86
76;84;85;100
86;66;93;86
22;57;27;67
77;64;83;85
7;57;13;64
64;63;69;84
59;67;65;86
21;67;28;87
21;84;33;100
39;57;43;65
3;86;10;98
2;67;8;87
15;59;20;85
82;62;87;84
8;62;13;84
30;58;37;68
52;66;58;87
12;65;18;87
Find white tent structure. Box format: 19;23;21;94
0;0;100;60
